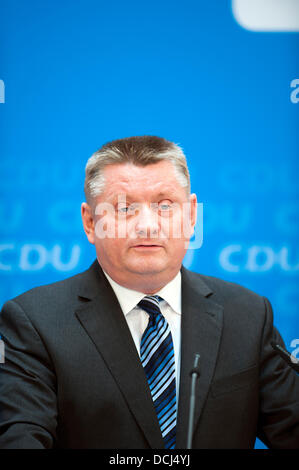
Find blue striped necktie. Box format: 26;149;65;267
138;295;176;449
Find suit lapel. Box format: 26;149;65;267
74;261;165;449
176;267;223;449
74;261;223;449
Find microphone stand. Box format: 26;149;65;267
186;353;201;449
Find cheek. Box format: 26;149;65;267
95;240;127;269
94;223;126;258
179;207;193;238
116;216;133;238
161;211;187;239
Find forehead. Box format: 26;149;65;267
101;161;184;198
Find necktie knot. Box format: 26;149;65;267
137;295;163;318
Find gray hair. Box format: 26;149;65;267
84;135;190;205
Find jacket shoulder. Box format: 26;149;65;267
2;261;101;319
183;267;267;311
12;270;87;304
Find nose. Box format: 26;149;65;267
134;204;160;237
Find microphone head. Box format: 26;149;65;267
189;353;201;377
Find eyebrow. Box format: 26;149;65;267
109;190;177;203
155;192;176;200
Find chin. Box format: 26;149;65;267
127;260;166;275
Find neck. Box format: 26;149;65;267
102;267;181;294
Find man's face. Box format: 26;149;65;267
81;160;197;292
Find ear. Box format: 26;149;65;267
189;193;197;235
81;202;95;245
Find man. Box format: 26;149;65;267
0;135;298;449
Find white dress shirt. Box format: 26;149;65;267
102;270;182;402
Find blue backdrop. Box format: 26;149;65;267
0;0;298;449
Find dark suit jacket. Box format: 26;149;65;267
0;260;298;449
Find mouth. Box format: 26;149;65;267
131;244;163;251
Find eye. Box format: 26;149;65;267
116;205;129;213
160;204;171;211
158;200;172;212
116;203;138;215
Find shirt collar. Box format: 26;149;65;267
102;269;182;316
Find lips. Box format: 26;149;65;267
134;244;161;247
130;240;164;247
131;244;163;250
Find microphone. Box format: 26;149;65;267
271;341;299;373
186;353;200;449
